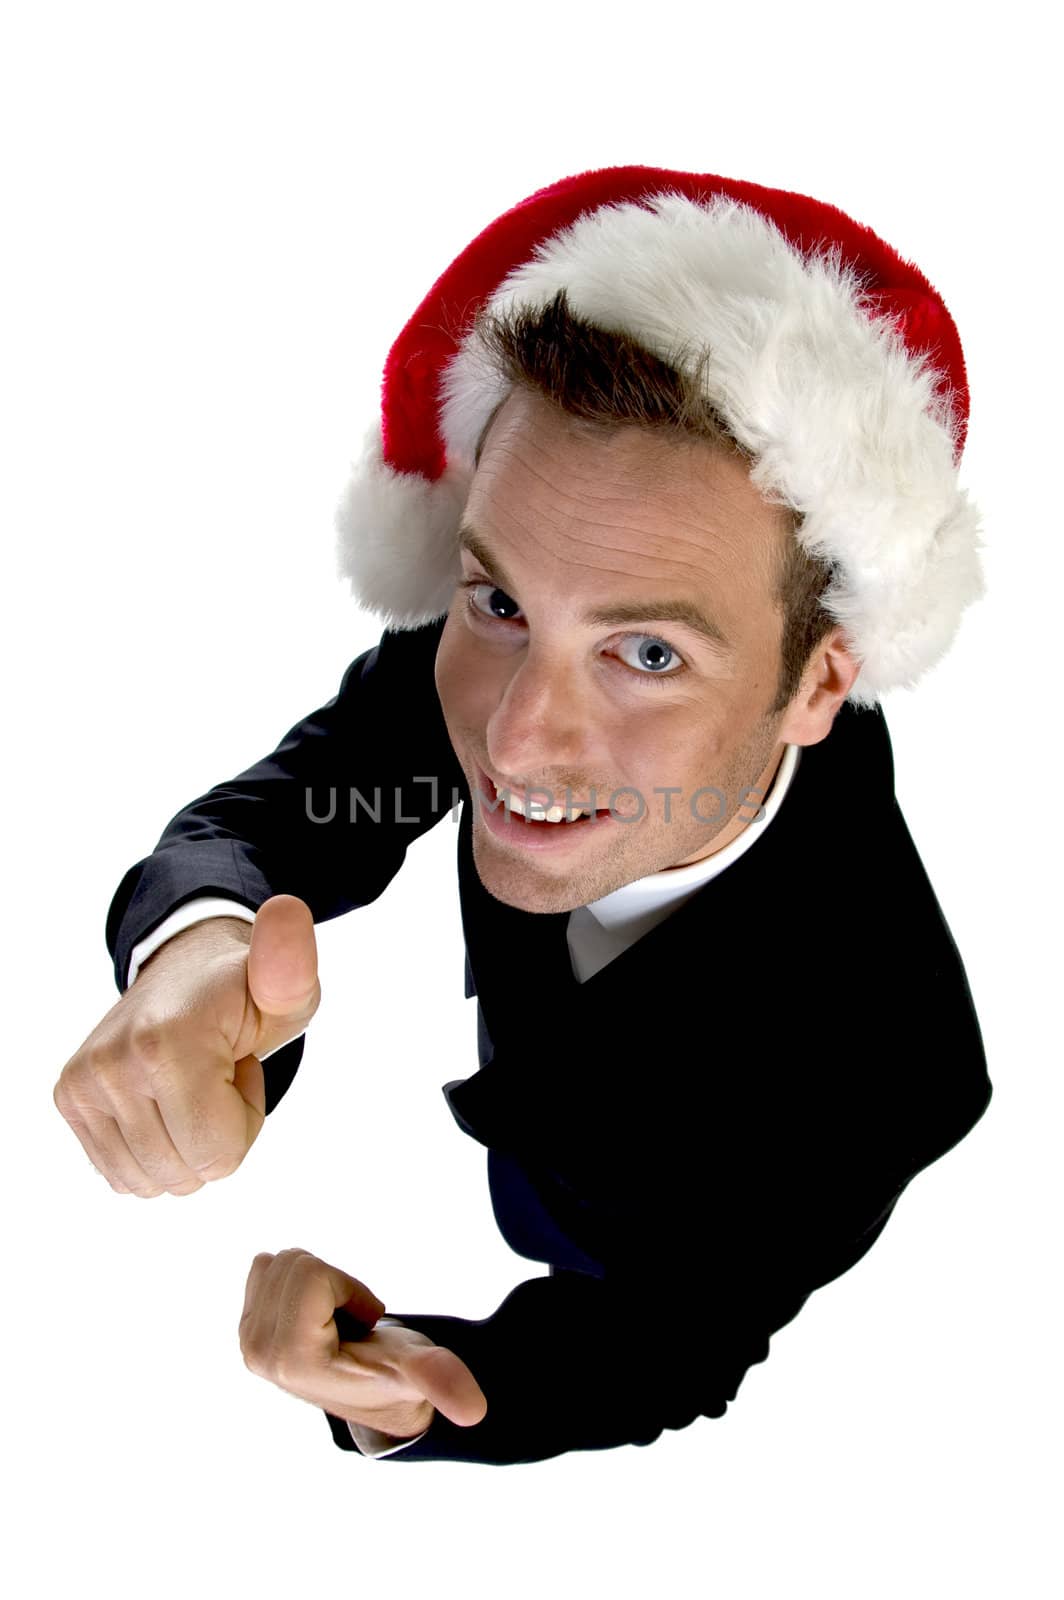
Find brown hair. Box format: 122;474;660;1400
468;289;840;716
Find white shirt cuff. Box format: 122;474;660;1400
124;898;306;1062
126;898;256;988
345;1418;432;1456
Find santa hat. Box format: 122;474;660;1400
334;164;985;709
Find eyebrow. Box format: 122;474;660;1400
457;523;736;656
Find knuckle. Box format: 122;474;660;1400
127;1019;172;1067
241;1342;265;1376
54;1055;86;1102
194;1151;241;1182
272;1354;299;1391
83;1043;124;1093
168;1178;205;1196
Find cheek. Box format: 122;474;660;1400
433;616;463;716
617;724;690;797
627;707;716;780
627;712;732;802
435;613;497;720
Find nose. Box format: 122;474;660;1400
485;646;591;781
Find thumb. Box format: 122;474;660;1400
246;894;321;1049
401;1344;489;1429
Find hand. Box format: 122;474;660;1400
238;1248;489;1438
53;895;321;1197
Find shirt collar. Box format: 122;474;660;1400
580;741;802;933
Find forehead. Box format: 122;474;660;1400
467;391;790;606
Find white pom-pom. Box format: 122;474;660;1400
334;423;473;629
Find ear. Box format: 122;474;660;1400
779;628;865;747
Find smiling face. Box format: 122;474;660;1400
434;387;859;914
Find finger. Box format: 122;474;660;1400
239;1251;276;1350
315;1255;387;1332
232;1053;266;1130
147;1050;265;1181
96;1082;208;1194
241;1252;275;1319
266;1250;387;1366
400;1344;488;1429
241;1252;313;1380
62;1115;132;1193
73;1105;169;1197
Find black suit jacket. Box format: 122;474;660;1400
106;618;993;1466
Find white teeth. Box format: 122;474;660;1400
504;791;590;822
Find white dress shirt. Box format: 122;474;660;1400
125;743;801;1454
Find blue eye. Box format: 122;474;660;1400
459;579;685;688
613;635;681;679
463;581;521;624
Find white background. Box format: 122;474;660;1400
3;2;1059;1596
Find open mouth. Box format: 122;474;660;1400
476;765;616;839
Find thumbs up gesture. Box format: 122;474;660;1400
53;895;321;1197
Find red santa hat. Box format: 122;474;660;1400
334;163;985;708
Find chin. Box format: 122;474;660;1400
471;843;589;916
487;884;573;915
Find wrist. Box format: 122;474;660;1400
347;1403;434;1445
138;916;252;977
378;1399;435;1440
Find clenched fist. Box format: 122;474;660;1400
239;1249;488;1439
53;895;320;1197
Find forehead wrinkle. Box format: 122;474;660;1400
463;455;763;585
460;520;707;592
480;409;717;528
468;478;747;582
475;447;761;585
477;422;608;510
476;402;770;565
487;400;762;521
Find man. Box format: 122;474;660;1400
56;165;992;1466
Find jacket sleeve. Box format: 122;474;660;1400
322;1262;780;1466
104;616;463;1114
320;1057;992;1466
320;1186;898;1465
